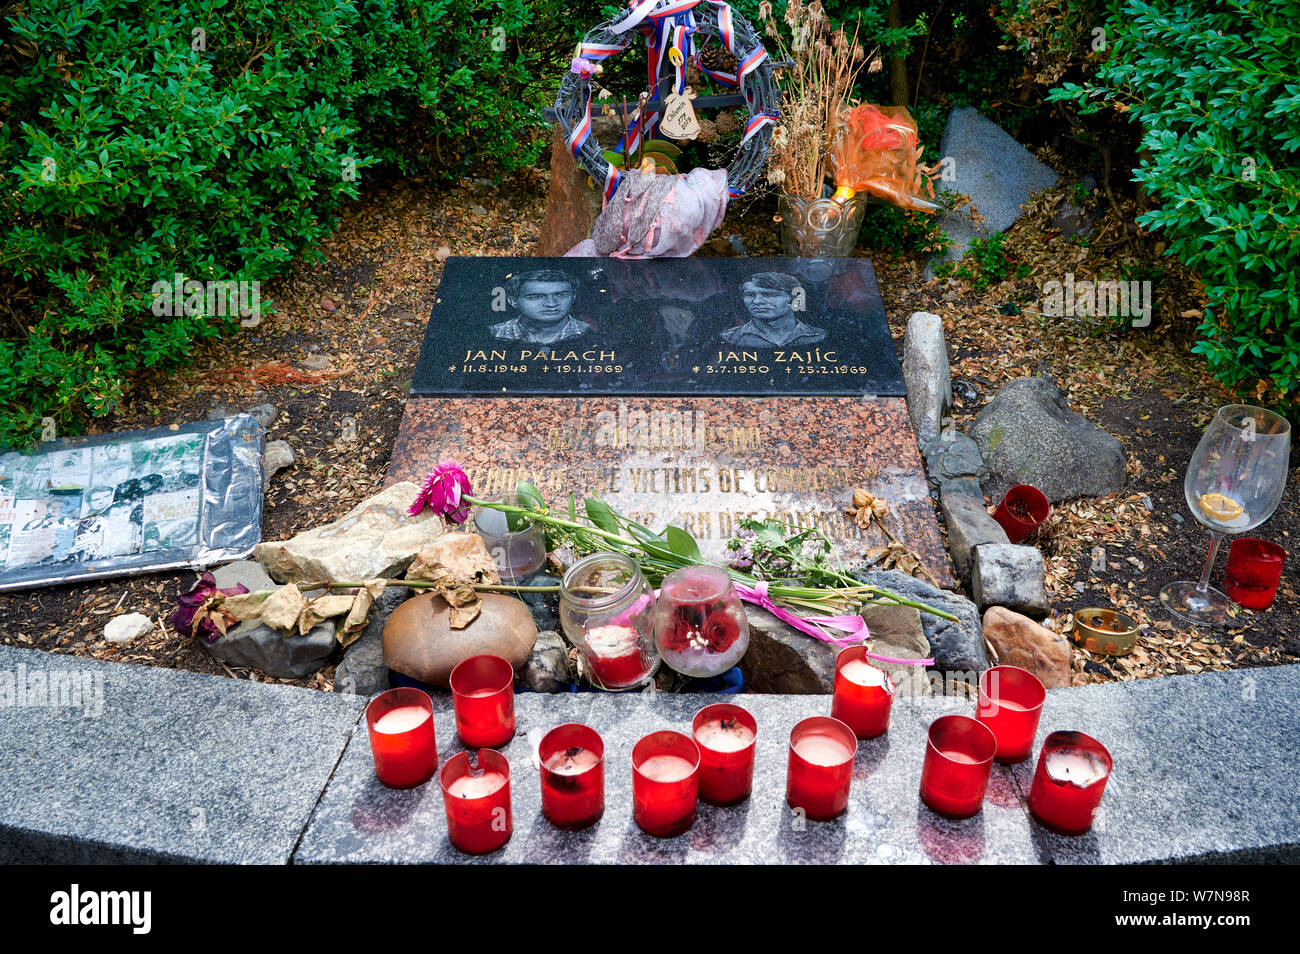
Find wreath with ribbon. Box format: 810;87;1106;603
555;0;779;204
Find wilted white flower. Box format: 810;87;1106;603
766;168;787;185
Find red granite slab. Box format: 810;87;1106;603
387;396;954;587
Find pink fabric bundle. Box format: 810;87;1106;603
566;168;729;259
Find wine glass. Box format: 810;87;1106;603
1160;404;1291;626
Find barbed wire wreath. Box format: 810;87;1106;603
555;0;778;203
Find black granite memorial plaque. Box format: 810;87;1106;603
411;257;904;396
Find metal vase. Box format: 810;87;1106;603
778;194;868;257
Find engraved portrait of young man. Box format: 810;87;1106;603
489;269;590;344
719;271;827;347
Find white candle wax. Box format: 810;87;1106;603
373;705;430;735
446;771;508;799
840;659;889;689
638;754;695;783
544;747;601;776
1045;747;1109;787
695;718;755;753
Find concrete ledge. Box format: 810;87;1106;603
0;646;365;864
3;643;1296;864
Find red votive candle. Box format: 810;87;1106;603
992;484;1051;544
585;624;655;689
786;716;857;821
976;665;1046;764
1224;537;1286;610
365;688;438;789
1028;730;1113;835
450;654;515;748
632;731;700;837
539;723;605;831
692;703;758;806
831;647;895;739
920;715;997;819
440;748;512;854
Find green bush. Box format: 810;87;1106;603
0;0;589;447
1048;0;1300;403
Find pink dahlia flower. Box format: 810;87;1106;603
407;459;473;522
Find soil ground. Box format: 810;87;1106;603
1;162;1294;691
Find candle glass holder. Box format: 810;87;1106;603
631;730;700;837
692;703;758;806
538;723;605;831
831;646;895;739
919;715;997;819
560;552;659;690
473;491;548;582
449;654;515;748
653;565;750;678
976;665;1046;764
440;749;513;854
1224;537;1286;610
1028;730;1113;835
1161;404;1290;626
786;716;857;821
365;687;438;789
992;484;1051;544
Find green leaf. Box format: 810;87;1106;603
664;525;702;562
585;498;619;535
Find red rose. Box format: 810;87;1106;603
702;611;740;653
658;608;695;652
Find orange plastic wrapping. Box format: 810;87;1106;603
830;103;938;213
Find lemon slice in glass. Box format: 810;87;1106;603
1198;492;1244;522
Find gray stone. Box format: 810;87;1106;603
254;482;445;584
213;559;276;593
1090;546;1106;574
902;312;951;446
970;375;1126;503
1007;665;1300;864
922;428;988;499
941;491;1009;580
520;630;572;693
294;689;1045;865
207;614;337;679
262;440;295;492
928;107;1060;271
0;645;363;863
334;585;412;696
520;572;562;633
970;544;1049;616
1050;201;1097;239
245;403;280;429
860;604;931;699
740;605;838;693
854;569;989;674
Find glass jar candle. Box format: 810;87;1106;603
559;552;659;690
1028;731;1113;834
652;565;750;677
473;492;548;582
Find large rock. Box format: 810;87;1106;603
982;606;1072;688
536;118;622;256
970;375;1126;502
941;491;1009;580
382;592;537;688
254;482;445;584
860;604;931;699
740;602;935;694
854;569;989;674
927;106;1059;272
922;428;988;499
902;312;951;446
334;585;412;696
520;630;572;693
970;543;1049;616
740;605;837;693
207;616;336;679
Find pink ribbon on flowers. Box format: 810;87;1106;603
735;581;933;666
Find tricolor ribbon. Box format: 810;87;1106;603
734;581;934;665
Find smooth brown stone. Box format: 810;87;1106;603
981;606;1071;689
387;395;953;587
382;592;537;688
535;120;620;256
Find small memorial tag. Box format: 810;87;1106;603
659;87;700;141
